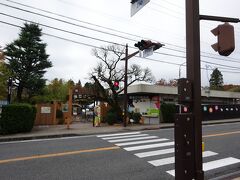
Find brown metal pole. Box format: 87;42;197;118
123;44;128;127
186;0;204;179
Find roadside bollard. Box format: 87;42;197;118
66;117;70;129
202;142;205;152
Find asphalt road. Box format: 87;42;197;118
0;122;239;180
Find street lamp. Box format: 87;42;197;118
178;61;186;79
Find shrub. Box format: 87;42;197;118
105;111;116;125
0;103;36;134
160;103;176;123
132;112;142;124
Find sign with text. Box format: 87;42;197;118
41;107;51;114
131;0;150;17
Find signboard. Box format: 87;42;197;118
131;0;150;17
41;107;51;114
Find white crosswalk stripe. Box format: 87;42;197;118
135;148;174;158
124;141;174;151
148;151;218;166
167;157;240;177
108;136;158;143
97;132;141;138
102;134;149;140
115;138;169;146
97;132;240;177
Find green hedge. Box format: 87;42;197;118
0;103;37;134
160;103;176;123
129;112;142;124
105;111;116;125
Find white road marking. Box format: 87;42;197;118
102;134;148;140
167;157;240;177
0;135;97;145
203;157;240;171
135;148;174;158
108;136;158;143
124;142;174;151
115;138;169;146
97;132;141;138
149;151;218;166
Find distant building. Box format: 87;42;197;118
126;84;240;115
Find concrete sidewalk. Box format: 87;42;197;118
0;118;240;142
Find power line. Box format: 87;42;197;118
2;1;187;50
1;4;240;71
0;13;186;60
151;1;185;16
1;20;240;75
2;0;239;64
154;0;185;9
4;0;141;41
0;12;125;47
2;15;240;72
0;20;100;49
141;57;240;74
0;2;138;43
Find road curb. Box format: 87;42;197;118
0;120;239;142
209;170;240;180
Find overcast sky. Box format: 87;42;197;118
1;0;240;86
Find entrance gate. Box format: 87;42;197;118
71;86;95;125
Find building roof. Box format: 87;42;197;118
127;84;240;99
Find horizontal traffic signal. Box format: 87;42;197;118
134;40;163;51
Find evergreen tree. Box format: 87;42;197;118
0;62;10;100
5;23;52;101
209;68;224;90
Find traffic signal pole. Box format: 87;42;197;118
174;1;203;179
123;44;129;127
185;0;203;179
122;45;139;127
122;41;162;127
175;1;240;180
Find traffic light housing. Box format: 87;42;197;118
211;22;235;56
134;40;163;51
134;40;152;51
113;81;119;90
178;78;193;104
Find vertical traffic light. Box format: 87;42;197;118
211;22;235;56
178;78;193;104
113;81;119;90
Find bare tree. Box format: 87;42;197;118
90;44;154;119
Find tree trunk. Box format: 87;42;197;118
17;84;23;102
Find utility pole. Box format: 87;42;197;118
123;44;129;127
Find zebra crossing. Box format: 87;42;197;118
97;131;240;177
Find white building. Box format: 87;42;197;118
126;84;240;116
